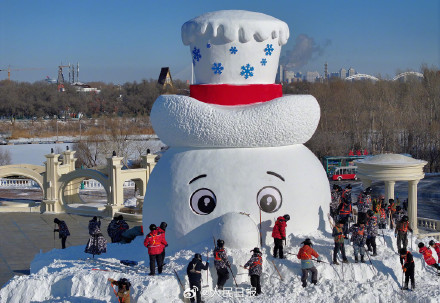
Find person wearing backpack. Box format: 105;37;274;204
187;253;209;303
244;247;263;296
213;239;231;290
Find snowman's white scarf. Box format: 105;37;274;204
150;94;320;148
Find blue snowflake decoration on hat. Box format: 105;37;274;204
192;47;202;63
212;63;224;75
206;43;211;48
260;58;267;66
240;64;254;79
229;46;238;55
264;44;274;56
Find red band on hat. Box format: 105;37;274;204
190;84;282;106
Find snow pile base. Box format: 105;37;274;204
1;230;440;302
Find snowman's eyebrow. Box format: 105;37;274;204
189;174;207;184
267;171;285;182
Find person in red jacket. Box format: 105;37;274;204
429;240;440;263
144;224;168;276
418;242;440;270
272;214;290;259
157;222;168;264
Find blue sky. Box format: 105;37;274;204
1;0;438;83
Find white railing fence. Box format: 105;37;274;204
418;217;440;241
0;178;135;190
0;178;39;188
81;179;135;189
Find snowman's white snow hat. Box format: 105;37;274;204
151;94;320;148
182;10;289;85
150;10;320;148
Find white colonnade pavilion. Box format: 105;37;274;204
355;154;427;235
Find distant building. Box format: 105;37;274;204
348;67;356;77
339;68;347;79
305;71;320;83
283;70;296;83
276;65;284;83
158;67;173;87
72;82;101;94
330;72;340;79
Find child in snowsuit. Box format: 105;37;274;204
187;253;209;303
366;210;378;256
349;221;366;263
418;242;440;270
332;220;348;265
399;248;415;290
395;216;413;251
297;238;322;287
143;224;167;275
108;277;131;303
244;247;263;296
429;240;440;263
53;218;70;249
213;239;231;290
272;214;289;259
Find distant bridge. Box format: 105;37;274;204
345;74;380;81
392;71;424;81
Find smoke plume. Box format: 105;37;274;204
280;34;331;70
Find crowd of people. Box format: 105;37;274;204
329;183;440;290
51;183;440;301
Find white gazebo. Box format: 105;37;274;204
355;154;427;235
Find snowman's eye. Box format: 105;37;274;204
190;188;217;215
257;186;282;213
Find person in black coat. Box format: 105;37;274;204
54;218;70;249
187;253;209;303
399;248;415;290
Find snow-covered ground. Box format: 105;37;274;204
1;227;439;302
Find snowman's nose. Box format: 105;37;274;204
213;212;259;249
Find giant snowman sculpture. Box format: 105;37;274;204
143;10;330;251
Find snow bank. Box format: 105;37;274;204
2;229;440;302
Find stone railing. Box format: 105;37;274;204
0;178;39;188
418;217;440;241
0;178;135;189
82;179;135;189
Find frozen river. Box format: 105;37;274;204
0;136;165;166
